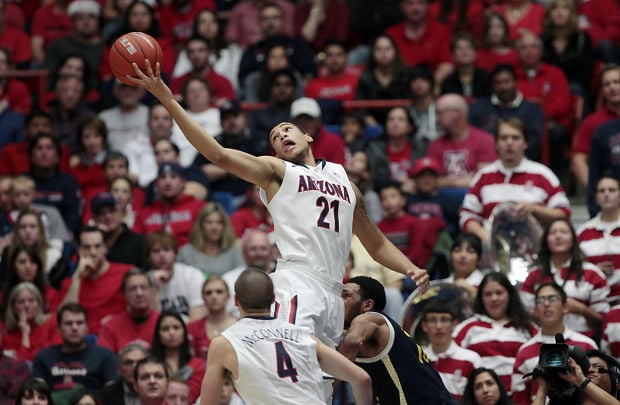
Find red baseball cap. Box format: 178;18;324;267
411;157;441;177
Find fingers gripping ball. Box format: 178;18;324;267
109;32;163;85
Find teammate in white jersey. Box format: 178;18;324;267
129;62;430;349
200;268;372;405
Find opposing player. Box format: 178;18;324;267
200;268;372;405
128;62;430;351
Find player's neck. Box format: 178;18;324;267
240;309;271;318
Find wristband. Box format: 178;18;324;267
579;378;591;390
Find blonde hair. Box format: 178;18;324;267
189;202;237;251
4;282;47;331
11;175;36;192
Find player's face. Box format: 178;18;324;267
601;69;620;105
421;312;457;347
167;381;190;405
18;214;41;246
481;280;509;321
596;178;620;212
136;362;168;400
450;242;479;276
473;371;501;405
15;251;39;282
546;220;574;256
202;279;229;312
269;123;311;162
59;310;89;346
379;187;405;218
342;283;364;327
13;288;41;322
158;316;185;349
534;286;566;328
496;123;527;168
119;349;147;386
124;274;152;311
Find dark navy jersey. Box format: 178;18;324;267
355;313;459;405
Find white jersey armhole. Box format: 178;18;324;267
355;313;395;363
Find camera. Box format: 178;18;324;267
524;334;590;404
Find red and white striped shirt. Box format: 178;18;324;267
511;329;597;405
425;341;481;401
602;304;620;358
453;314;537;394
577;214;620;301
459;159;571;230
520;261;610;337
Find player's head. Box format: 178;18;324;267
234;268;274;313
342;276;386;328
268;122;313;162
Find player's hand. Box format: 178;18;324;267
407;267;430;293
128;60;173;101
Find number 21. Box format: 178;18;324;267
316;197;340;232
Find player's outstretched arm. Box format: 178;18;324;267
313;337;372;405
351;184;430;293
200;337;237;405
129;61;281;189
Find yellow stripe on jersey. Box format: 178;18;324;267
381;356;406;404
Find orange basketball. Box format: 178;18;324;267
109;32;163;86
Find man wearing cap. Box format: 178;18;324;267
60;226;133;335
43;0;104;92
407;156;462;238
133;162;205;247
291;97;346;165
91;192;148;269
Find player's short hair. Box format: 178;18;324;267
347;276;387;312
235;268;274;311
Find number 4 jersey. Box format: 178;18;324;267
260;160;357;285
221;316;326;405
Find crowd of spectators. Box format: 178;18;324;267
0;0;620;403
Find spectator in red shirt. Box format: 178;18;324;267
290;97;346;165
0;0;31;68
429;0;485;40
493;0;545;40
514;31;572;179
170;35;236;104
305;40;360;102
577;0;620;63
30;0;72;66
295;0;351;53
571;64;620;188
69;117;108;201
158;0;215;50
477;12;519;72
0;48;31;115
385;0;454;85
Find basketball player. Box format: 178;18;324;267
129;62;430;351
200;268;372;405
340;276;460;404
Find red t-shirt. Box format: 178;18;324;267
2;316;61;361
60;262;133;335
2;79;32;115
31;3;72;48
170;68;236;102
98;309;160;353
572;107;619;154
230;207;273;238
310;127;346;165
387;142;412;183
0;141;71;175
385;20;453;68
159;0;216;48
0;26;31;65
428;0;485;39
305;73;360;101
476;48;519;72
494;3;546;40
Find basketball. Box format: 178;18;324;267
109;32;163;86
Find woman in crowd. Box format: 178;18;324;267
494;0;545;40
454;272;537;394
541;0;594;112
2;282;59;361
429;0;485;39
477;12;519;72
355;34;409;126
442;233;486;301
2;245;60;314
70;117;109;201
15;379;53;405
186;276;237;362
0;210;63;279
521;218;609;338
462;367;512;405
151;312;205;404
45;54;98;104
177;202;244;276
109;176;137;228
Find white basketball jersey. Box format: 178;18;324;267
221;317;326;405
261;160;356;284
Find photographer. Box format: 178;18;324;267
533;355;620;405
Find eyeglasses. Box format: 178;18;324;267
535;295;561;305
